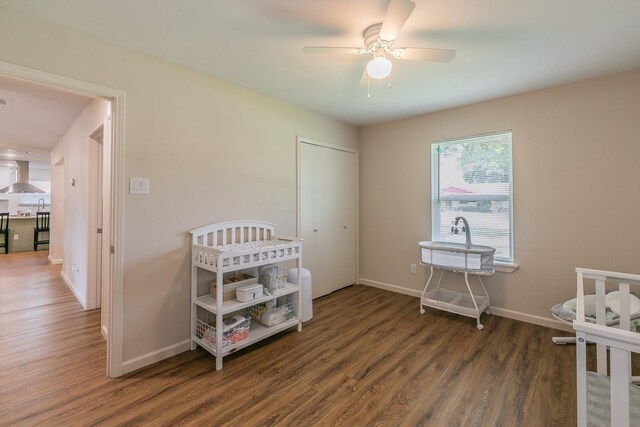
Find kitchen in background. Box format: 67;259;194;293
0;160;51;252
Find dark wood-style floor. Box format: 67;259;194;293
1;251;579;426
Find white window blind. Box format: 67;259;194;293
431;131;514;262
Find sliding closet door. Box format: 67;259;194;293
299;141;357;299
300;143;332;298
327;147;357;292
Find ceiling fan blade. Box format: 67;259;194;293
395;48;456;63
379;0;416;42
359;68;369;87
303;47;363;54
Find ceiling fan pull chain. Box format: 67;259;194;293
367;75;371;98
388;73;392;89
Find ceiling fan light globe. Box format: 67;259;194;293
367;56;392;79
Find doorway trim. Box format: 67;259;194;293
0;60;126;378
295;136;360;284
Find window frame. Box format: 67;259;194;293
431;131;515;264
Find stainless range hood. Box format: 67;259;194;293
0;161;45;194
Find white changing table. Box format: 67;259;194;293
190;220;303;370
418;241;495;330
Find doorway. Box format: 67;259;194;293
0;60;125;377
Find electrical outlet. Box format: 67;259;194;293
72;264;79;272
410;263;416;274
13;234;19;240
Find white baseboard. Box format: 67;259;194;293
61;271;87;310
359;277;573;333
101;325;108;341
359;278;422;298
122;339;191;375
48;255;62;265
488;306;572;332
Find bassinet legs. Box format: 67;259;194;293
419;266;491;330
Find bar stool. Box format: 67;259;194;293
0;212;9;254
34;212;50;251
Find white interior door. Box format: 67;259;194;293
87;125;104;311
300;143;318;295
301;143;330;298
330;148;357;290
299;141;357;299
88;119;111;343
101;115;112;342
96;137;103;308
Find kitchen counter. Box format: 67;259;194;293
10;210;49;219
4;216;42;252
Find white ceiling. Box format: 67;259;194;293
0;75;92;166
2;0;640;126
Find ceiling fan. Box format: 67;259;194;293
303;0;456;87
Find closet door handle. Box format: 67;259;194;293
343;226;347;229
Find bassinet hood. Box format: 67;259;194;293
0;161;45;194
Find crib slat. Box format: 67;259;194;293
576;331;588;427
576;271;585;322
618;282;634;384
610;347;631;427
595;279;607;376
619;282;631;331
575;270;589;427
595;280;606;325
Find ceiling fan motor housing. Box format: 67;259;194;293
363;23;384;47
363;23;397;58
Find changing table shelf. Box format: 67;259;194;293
195;282;299;315
193;317;299;358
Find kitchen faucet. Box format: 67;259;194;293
38;198;46;212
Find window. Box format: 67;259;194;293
431;131;513;262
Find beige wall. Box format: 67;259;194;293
49;159;64;262
359;69;640;323
0;7;357;364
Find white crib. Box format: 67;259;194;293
573;268;640;427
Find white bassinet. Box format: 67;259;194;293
573;268;640;427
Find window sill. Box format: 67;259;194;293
494;261;519;274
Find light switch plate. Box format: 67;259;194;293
129;177;150;195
